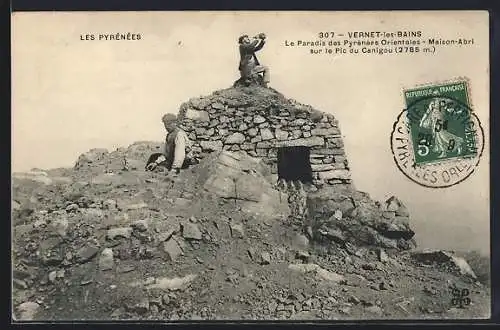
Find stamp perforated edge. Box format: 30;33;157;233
399;77;481;169
390;77;485;188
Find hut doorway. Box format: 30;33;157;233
277;146;313;183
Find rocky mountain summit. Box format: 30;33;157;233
12;86;490;321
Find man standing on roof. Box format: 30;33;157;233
238;32;270;86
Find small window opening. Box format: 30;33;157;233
277;146;313;183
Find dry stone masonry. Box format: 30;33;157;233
175;87;351;189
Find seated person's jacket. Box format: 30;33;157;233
165;128;192;169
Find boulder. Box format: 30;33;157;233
365;305;384;316
374;216;415;240
74;148;109;169
212;102;225;110
99;248;115;271
260;252;271;265
147;274;197;291
450;256;477;279
195;151;290;219
411;250;477;279
50;215;69;237
107;227;133;240
291;233;310;250
163;239;184;261
412;249;452;263
307;186;356;217
125;141;163;160
385;196;410;217
385;196;400;211
230;223;245;238
131;220;149;232
123;290;150;314
111;142;163;172
17;302;40;320
182;223;202;240
317;227;345;244
76;245;100;263
307;187;415;250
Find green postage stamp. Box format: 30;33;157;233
391;80;485;188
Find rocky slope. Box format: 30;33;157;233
12;143;490;321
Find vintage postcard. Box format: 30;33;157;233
11;11;490;321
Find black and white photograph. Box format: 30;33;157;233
11;11;490;321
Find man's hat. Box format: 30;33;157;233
162;113;177;124
238;34;249;43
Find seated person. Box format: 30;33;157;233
145;114;196;174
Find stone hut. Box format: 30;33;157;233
176;86;351;190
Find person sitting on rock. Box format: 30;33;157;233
145;114;196;174
238;33;270;86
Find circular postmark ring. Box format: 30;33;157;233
390;95;485;188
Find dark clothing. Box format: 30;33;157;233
238;38;266;76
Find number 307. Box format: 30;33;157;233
318;32;335;38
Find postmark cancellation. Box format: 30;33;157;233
390;79;485;188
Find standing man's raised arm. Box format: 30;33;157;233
253;39;265;52
240;38;260;52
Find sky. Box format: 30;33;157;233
11;11;490;254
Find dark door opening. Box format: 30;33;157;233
277;146;313;183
